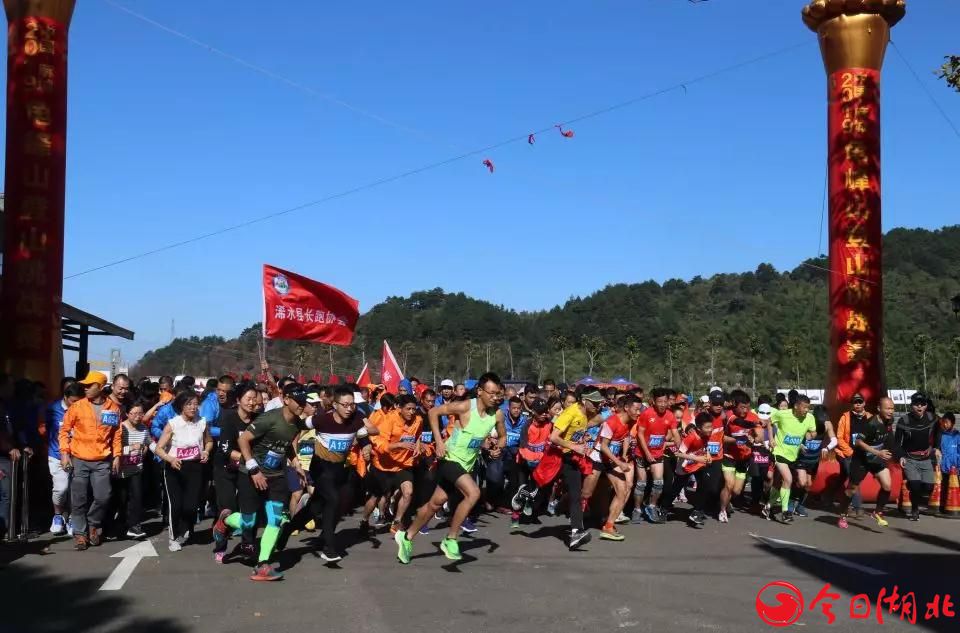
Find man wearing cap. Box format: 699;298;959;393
215;382;309;581
832;393;872;515
749;402;775;511
894;392;938;521
58;371;123;550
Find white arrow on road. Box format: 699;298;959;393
749;533;888;576
99;539;158;591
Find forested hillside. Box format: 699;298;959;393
133;225;960;401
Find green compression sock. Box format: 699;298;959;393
258;525;279;563
779;487;791;513
225;512;242;530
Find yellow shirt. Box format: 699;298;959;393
553;404;588;452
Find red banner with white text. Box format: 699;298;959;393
262;265;359;346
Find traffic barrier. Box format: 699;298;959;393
942;467;960;519
928;468;942;514
898;477;912;515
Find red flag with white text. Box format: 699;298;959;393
262;264;359;346
381;341;404;394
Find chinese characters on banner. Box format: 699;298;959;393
827;68;883;406
262;264;359;346
1;16;68;363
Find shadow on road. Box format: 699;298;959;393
0;562;188;633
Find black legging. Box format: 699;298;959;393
163;461;202;540
667;462;722;513
287;458;348;556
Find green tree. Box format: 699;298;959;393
784;337;802;387
463;341;480;380
581;335;607;376
398;340;414;374
551;333;571;382
951;336;960;400
748;334;763;397
293;344;310;377
625;335;641;382
913;334;933;392
938;55;960;92
706;334;722;386
664;335;687;389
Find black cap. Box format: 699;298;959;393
709;392;726;405
851;393;865;404
283;382;308;405
530;398;549;414
910;392;928;406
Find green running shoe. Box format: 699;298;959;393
440;537;462;561
395;530;413;564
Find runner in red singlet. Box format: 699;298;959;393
631;388;682;524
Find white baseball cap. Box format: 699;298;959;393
758;403;772;420
440;379;455;388
699;395;710;404
709;386;723;394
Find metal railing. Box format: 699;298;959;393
5;456;31;542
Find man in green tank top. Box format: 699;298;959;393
396;372;506;563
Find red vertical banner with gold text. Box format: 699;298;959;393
827;68;883;406
1;15;68;369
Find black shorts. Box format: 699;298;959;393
635;455;664;469
849;458;886;485
721;455;751;476
436;460;470;496
774;455;796;467
796;459;821;476
236;471;289;514
367;467;414;497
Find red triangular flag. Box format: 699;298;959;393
381;340;404;394
262;264;359;346
356;363;371;387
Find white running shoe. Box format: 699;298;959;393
718;510;729;523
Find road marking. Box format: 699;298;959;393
99;539;158;591
614;606;639;628
749;533;887;576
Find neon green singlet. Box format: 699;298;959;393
444;399;497;471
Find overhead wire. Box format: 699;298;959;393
65;39;812;280
890;40;960;140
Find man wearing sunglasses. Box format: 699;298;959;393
895;392;937;521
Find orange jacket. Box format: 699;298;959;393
834;411;873;459
59;397;123;461
370;410;422;472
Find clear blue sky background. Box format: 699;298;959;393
3;0;957;368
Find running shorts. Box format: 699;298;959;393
749;450;772;478
436;459;469;496
636;455;663;469
901;456;935;485
721;456;750;480
774;455;796;466
367;466;414;497
849;457;886;485
795;458;821;476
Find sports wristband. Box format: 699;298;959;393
248;466;261;476
149;442;158;453
825;438;838;451
245;458;260;471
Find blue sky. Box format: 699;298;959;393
4;0;957;368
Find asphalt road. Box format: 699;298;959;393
1;505;958;633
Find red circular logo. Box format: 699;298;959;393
756;581;804;627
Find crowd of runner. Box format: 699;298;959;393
1;369;957;581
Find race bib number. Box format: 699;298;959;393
609;440;623;455
648;435;665;449
571;431;585;443
753;453;770;465
528;442;545;453
783;435;802;446
851;433;860;444
467;437;483;450
100;411;119;427
707;442;721;456
506;431;521;447
803;439;823;452
399;435;416;444
175;445;200;461
420;432;433;443
298;443;315;457
327;438;352;454
122;452;142;467
263;449;283;469
735;434;749;445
